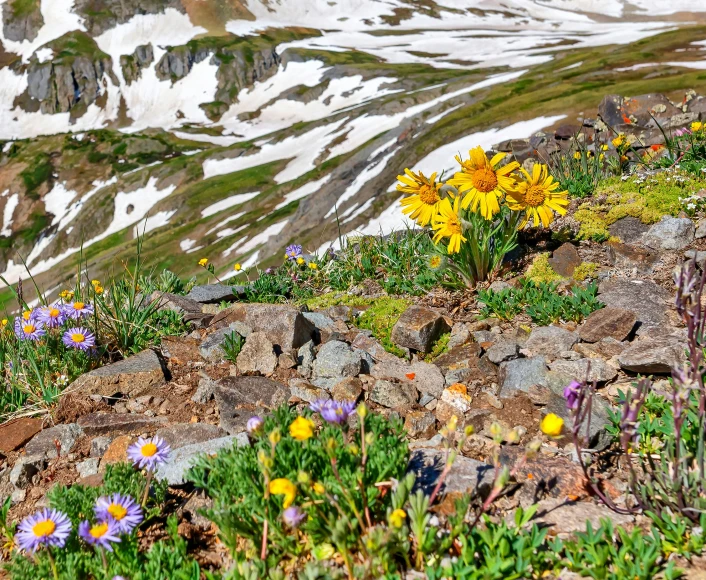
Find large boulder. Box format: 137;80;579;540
390;306;450;353
618;338;687;374
212;377;290;434
641;216;695;251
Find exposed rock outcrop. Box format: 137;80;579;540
73;0;185;36
120;44;154;85
2;0;44;43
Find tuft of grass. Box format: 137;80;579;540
20;153;52;198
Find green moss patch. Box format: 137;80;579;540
356;298;412;358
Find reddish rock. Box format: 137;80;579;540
548;242;581;277
579;307;637;343
0;417;43;454
161;335;203;365
77;413;167;436
404;410;437;439
100;435;133;468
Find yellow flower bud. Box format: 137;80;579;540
297;471;310;484
296;257;305;265
234;263;242;271
313;482;325;495
365;432;374;446
464;425;475;437
357;403;368;419
447;415;458;432
269;429;281;445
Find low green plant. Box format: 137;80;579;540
222;330;245;364
478;279;602;325
424;332;450;362
546;136;613;199
355;298;411;357
650;120;706;177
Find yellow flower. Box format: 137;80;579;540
447;147;519;220
198;258;208;267
692;121;703;132
612;135;625;148
313;482;325;495
308;262;318;270
599;153;605;162
397;169;443;226
389;509;407;528
1;319;7;327
91;279;100;287
431;195;467;254
601;144;609;151
94;285;104;295
289;416;315;441
59;290;74;300
505;163;569;229
234;263;242;271
269;478;297;508
296;257;305;266
573;151;581;160
540;413;564;437
22;310;32;321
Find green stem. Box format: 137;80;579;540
141;470;154;508
46;549;59;580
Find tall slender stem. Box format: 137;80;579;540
46;549;59;580
141;470;153;508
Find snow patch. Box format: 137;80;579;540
201;192;261;218
274;176;331;210
1;192;18;237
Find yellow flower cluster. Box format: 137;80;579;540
397;146;568;254
692;121;703;133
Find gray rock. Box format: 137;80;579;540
155;434;249;485
597;278;671;331
530;499;633;536
351;333;400;363
77;413;167;436
408;448;494;497
549;358;618;383
486;341;520;364
151;292;203;314
404;410;437;439
372;360;445;398
156;423;228;450
213;376;290;434
199;326;240;363
684;249;706;268
369;379;418;408
70;349;167;398
499;357;548;395
25;424;83;459
187;284;236;304
76;458;100;479
209;304;315;349
289;379;329;403
10;455;45;489
391;306;450;353
608;217;650;244
544;390;613;449
313;341;362;381
618;338;687;374
695;218;706;239
473;330;495;344
448;323;471;349
192;376;218;404
525;327;579;361
297;340;316;378
330;377;364;402
236;332;277;376
642;216;695;250
303;312;336;331
90;436;113;458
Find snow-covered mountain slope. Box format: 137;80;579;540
0;0;705;301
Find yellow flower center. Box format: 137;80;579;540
524;185;547;207
141;442;158;457
71;333;85;343
418;184;439;205
429;256;442;268
73;302;85;310
49;308;60;318
32;520;56;538
90;522;109;539
108;504;127;521
471;167;498;193
23;324;36;334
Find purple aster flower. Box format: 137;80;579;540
94;494;143;534
282;506;306;528
16;509;72;552
127;436;170;471
247;416;264;434
311;399;357;424
62;301;94;320
563;380;582;412
78;519;121;551
35;305;65;328
14;318;45;341
62;327;96;351
285;244;303;261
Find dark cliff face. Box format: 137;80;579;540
2;0;44;42
120;44;154;85
73;0;186;36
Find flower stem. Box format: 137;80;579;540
141;470;154;508
46;549;59;580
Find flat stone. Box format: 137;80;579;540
303;312;336;331
607;241;660;273
642;216;695;251
404;410;437;439
161;335;203;365
524;327;579;361
530;499;633;536
486;341;520;364
499;357;548;395
351;333;399;363
330;377;364;402
369;379;418;408
77;413;167;436
76;458;100;478
548;243;581;277
70;349;167;398
409;448;494;500
372;360;445;398
25;424;82;459
236;332;277;376
100;435;132;467
156;423;228;450
0;418;43;454
210;304;315;349
608;217;650;244
579;307;637;343
155;434;248;485
289;379;330;403
597;278;670;331
574;337;626;359
151;291;203;314
390;305;450;353
213;376;290;434
313;340;362;381
549;358;618;383
618;338;687;374
187;284;236;304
